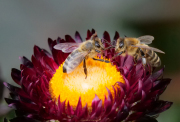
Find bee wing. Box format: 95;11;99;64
138;35;154;44
54;43;82;53
131;45;165;54
65;51;88;73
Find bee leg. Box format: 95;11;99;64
103;46;114;50
92;58;110;63
91;32;97;40
111;51;124;60
139;48;146;69
83;59;87;79
133;54;138;65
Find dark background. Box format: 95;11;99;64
0;1;180;121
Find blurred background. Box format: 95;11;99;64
0;0;180;121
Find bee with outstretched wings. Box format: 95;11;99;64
54;33;110;78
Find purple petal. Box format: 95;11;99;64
144;67;164;88
113;31;120;41
67;101;74;115
115;105;129;121
103;31;111;50
91;100;102;118
65;35;76;43
79;104;88;119
33;45;42;60
86;30;91;40
152;78;171;92
91;95;101;114
3;82;20;93
91;29;95;34
123;76;130;94
104;93;112;116
48;38;54;51
137;80;143;97
11;68;21;85
148;101;173;116
75;97;82;117
19;56;33;68
141;90;146;102
75;31;83;43
126;112;143;121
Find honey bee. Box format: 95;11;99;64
54;33;109;78
113;35;165;67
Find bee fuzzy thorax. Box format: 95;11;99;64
55;35;106;75
114;35;164;67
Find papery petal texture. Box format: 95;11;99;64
4;29;172;122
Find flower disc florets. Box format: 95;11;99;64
4;29;172;122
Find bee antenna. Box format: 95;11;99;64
91;32;98;40
101;38;112;45
111;40;116;47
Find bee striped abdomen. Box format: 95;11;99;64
63;50;85;73
146;49;161;67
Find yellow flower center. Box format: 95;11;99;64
49;58;124;109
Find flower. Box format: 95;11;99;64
0;70;11;117
4;29;172;122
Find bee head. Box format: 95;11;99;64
93;37;104;51
115;38;125;52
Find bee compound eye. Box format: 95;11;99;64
95;41;100;48
119;41;124;48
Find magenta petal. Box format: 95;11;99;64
91;100;102;118
65;35;76;43
91;29;95;34
113;31;120;41
86;30;91;40
33;45;42;60
148;101;173;116
4;30;172;121
115;105;129;121
141;90;146;102
103;31;111;43
144;67;164;87
137;80;143;96
103;31;111;51
106;102;118;119
3;82;21;93
42;56;58;72
79;104;88;119
75;31;83;43
48;38;54;51
123;76;130;94
75;97;82;117
10;93;19;100
104;95;112;116
11;68;21;85
91;95;101;114
19;56;33;68
67;101;74;115
127;112;143;121
152;78;171;92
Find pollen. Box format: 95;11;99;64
49;58;124;109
